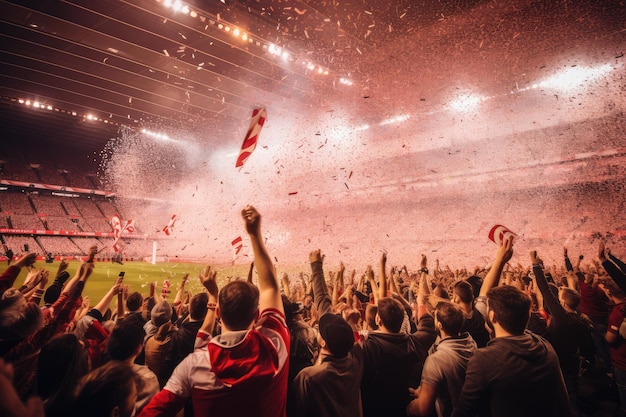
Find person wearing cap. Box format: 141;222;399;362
144;300;172;339
144;301;176;387
293;249;364;417
139;206;290;417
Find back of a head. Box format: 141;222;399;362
365;304;379;330
37;333;88;399
0;288;44;340
453;280;474;304
71;361;137;417
107;319;145;361
433;285;450;300
435;301;465;336
218;280;260;330
487;286;531;335
189;292;209;321
126;291;143;312
560;287;581;310
43;284;62;307
319;313;354;358
377;297;405;333
466;275;483;298
150;301;173;327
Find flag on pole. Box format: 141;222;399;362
111;215;135;252
235;107;267;168
488;224;516;246
162;214;177;236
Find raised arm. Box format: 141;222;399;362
475;237;514;319
366;265;379;305
379;252;388;301
93;276;123;317
198;265;219;335
479;237;514;297
531;250;567;322
241;205;282;313
172;274;188;305
0;253;37;296
599;240;626;292
309;249;332;317
332;262;345;306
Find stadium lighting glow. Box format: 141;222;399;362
537;64;613;92
156;0;334;79
448;93;484;113
142;128;172;141
339;78;353;86
379;114;410;126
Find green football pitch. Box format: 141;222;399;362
11;260;258;304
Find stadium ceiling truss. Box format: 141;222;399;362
0;0;378;149
0;0;624;155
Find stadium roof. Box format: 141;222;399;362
0;0;623;152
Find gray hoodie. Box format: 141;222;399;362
420;332;477;417
453;332;571;417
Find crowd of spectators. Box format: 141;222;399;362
1;205;626;417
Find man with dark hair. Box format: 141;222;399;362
107;319;159;414
71;361;138;417
452;280;490;348
360;252;437;417
408;301;476;417
453;239;571;417
140;206;290;417
376;297;405;333
125;291;144;318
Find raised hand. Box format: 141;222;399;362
497;236;514;264
87;245;98;263
56;259;69;278
199;265;218;297
241;205;262;236
309;249;323;264
15;252;37;269
598;241;607;262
